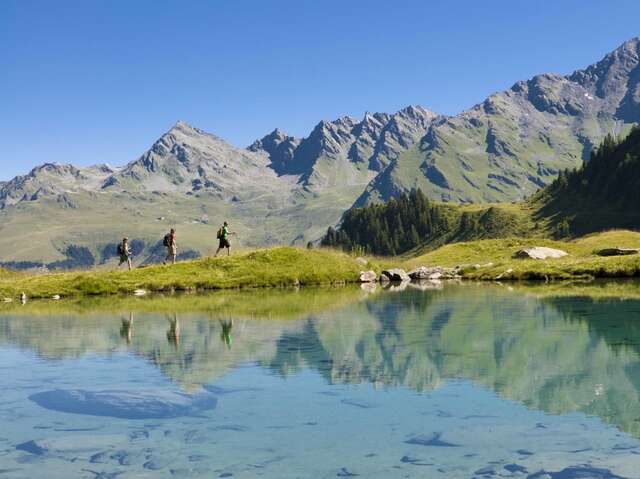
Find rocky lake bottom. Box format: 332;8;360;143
1;282;640;478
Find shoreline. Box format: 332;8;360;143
2;230;640;301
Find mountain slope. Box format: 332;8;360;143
106;121;284;199
249;105;440;191
2;38;640;266
357;37;640;205
532;125;640;237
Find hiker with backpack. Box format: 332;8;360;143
117;237;133;270
214;221;235;257
163;228;177;265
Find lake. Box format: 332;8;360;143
1;282;639;478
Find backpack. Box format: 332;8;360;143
163;233;171;247
116;243;124;256
216;227;224;239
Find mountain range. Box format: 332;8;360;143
1;37;639;267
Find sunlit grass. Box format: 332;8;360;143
404;230;640;280
0;247;379;299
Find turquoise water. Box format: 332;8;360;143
1;283;640;478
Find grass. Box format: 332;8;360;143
0;247;378;299
4;231;640;300
403;230;640;281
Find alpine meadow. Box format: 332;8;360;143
2;38;640;270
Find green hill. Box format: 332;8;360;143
532;126;640;237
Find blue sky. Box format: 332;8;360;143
1;0;639;180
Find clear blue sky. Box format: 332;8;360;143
1;0;639;180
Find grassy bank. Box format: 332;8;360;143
404;230;640;280
3;231;640;300
0;247;376;299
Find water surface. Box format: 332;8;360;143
1;283;640;478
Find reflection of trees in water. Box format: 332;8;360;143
2;285;640;436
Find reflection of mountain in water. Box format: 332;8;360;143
2;284;640;437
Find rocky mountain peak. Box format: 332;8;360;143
568;38;640;118
248;128;301;175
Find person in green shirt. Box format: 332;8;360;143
214;221;235;257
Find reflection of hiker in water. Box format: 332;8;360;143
219;319;233;349
167;314;180;349
120;313;134;344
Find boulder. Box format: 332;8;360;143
355;257;368;266
380;268;410;282
358;270;377;283
408;266;461;280
28;389;218;419
512;247;568;260
596;247;639;257
473;262;494;269
495;268;514;280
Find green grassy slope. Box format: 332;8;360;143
0;247;376;299
0;183;365;266
404;230;640;280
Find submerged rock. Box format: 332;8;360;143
29;389;217;419
380;269;410;282
404;432;460;447
527;466;627;478
16;440;47;455
512;247;568;260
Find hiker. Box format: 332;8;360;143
120;313;134;344
163;228;177;265
117;237;133;270
219;319;233;349
214;221;236;257
167;314;180;349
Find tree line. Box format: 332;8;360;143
321;189;454;255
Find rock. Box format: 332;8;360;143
358;270;377;283
29;389;218;419
380;268;410;282
355;257;368;266
16;440;48;455
2;298;12;303
596;247;639;257
51;295;60;300
512;247;568;260
133;289;147;296
408;266;461;280
404;432;460;447
495;268;514;280
473;262;494;269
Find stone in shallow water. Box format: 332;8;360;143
400;455;433;466
516;449;534;456
340;399;377;409
337;467;359;477
204;385;260;395
504;463;527;473
28;389;217;419
405;432;460;447
527;466;628;478
15;440;47;455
